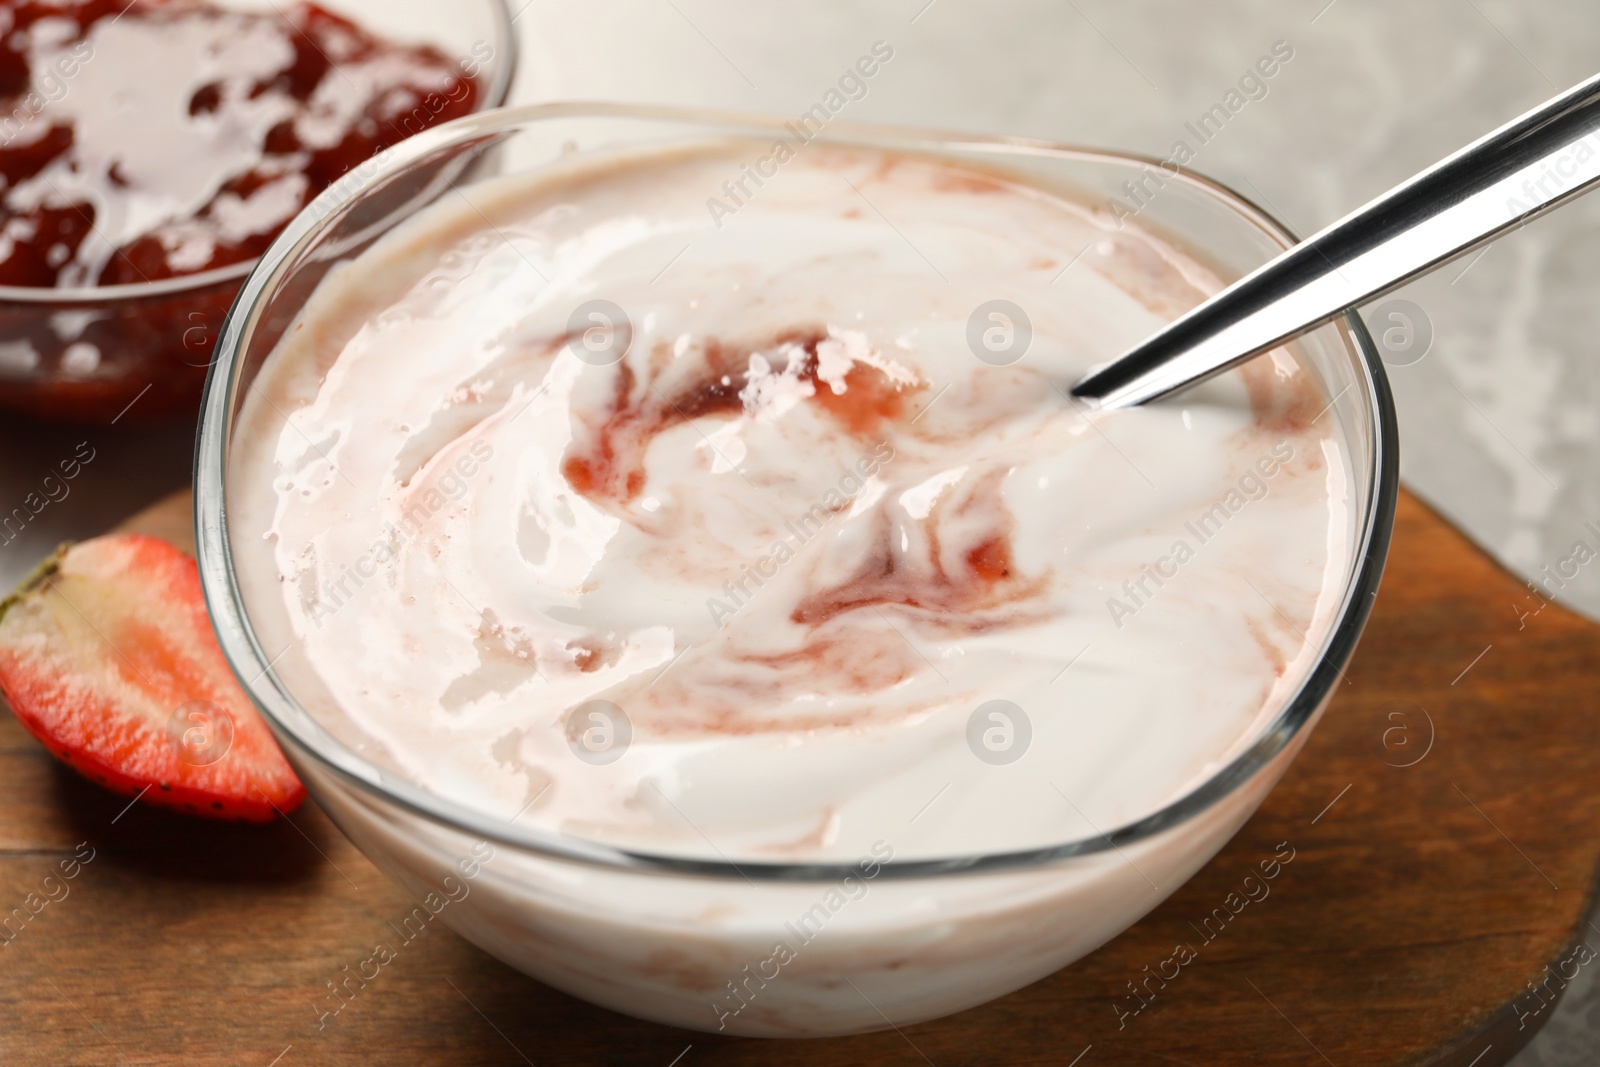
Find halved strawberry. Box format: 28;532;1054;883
0;534;304;822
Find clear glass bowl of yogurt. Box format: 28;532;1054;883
194;102;1398;1037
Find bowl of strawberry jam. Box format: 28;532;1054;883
0;0;516;423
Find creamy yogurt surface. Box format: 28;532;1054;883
229;142;1353;863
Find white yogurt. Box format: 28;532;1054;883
230;143;1350;871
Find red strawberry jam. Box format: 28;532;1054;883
0;0;489;420
0;0;483;286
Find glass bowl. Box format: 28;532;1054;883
194;103;1398;1037
0;0;517;425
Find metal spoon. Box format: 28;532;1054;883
1071;71;1600;409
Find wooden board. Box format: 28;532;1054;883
1;488;1596;1066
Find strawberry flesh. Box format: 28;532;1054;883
0;534;304;822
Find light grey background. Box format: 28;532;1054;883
0;1;1595;1060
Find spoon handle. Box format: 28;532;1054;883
1072;71;1600;409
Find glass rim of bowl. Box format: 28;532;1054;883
194;101;1400;883
0;0;520;307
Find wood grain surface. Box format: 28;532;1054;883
1;487;1596;1066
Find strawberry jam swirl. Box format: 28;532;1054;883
545;320;1060;739
231;144;1353;860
